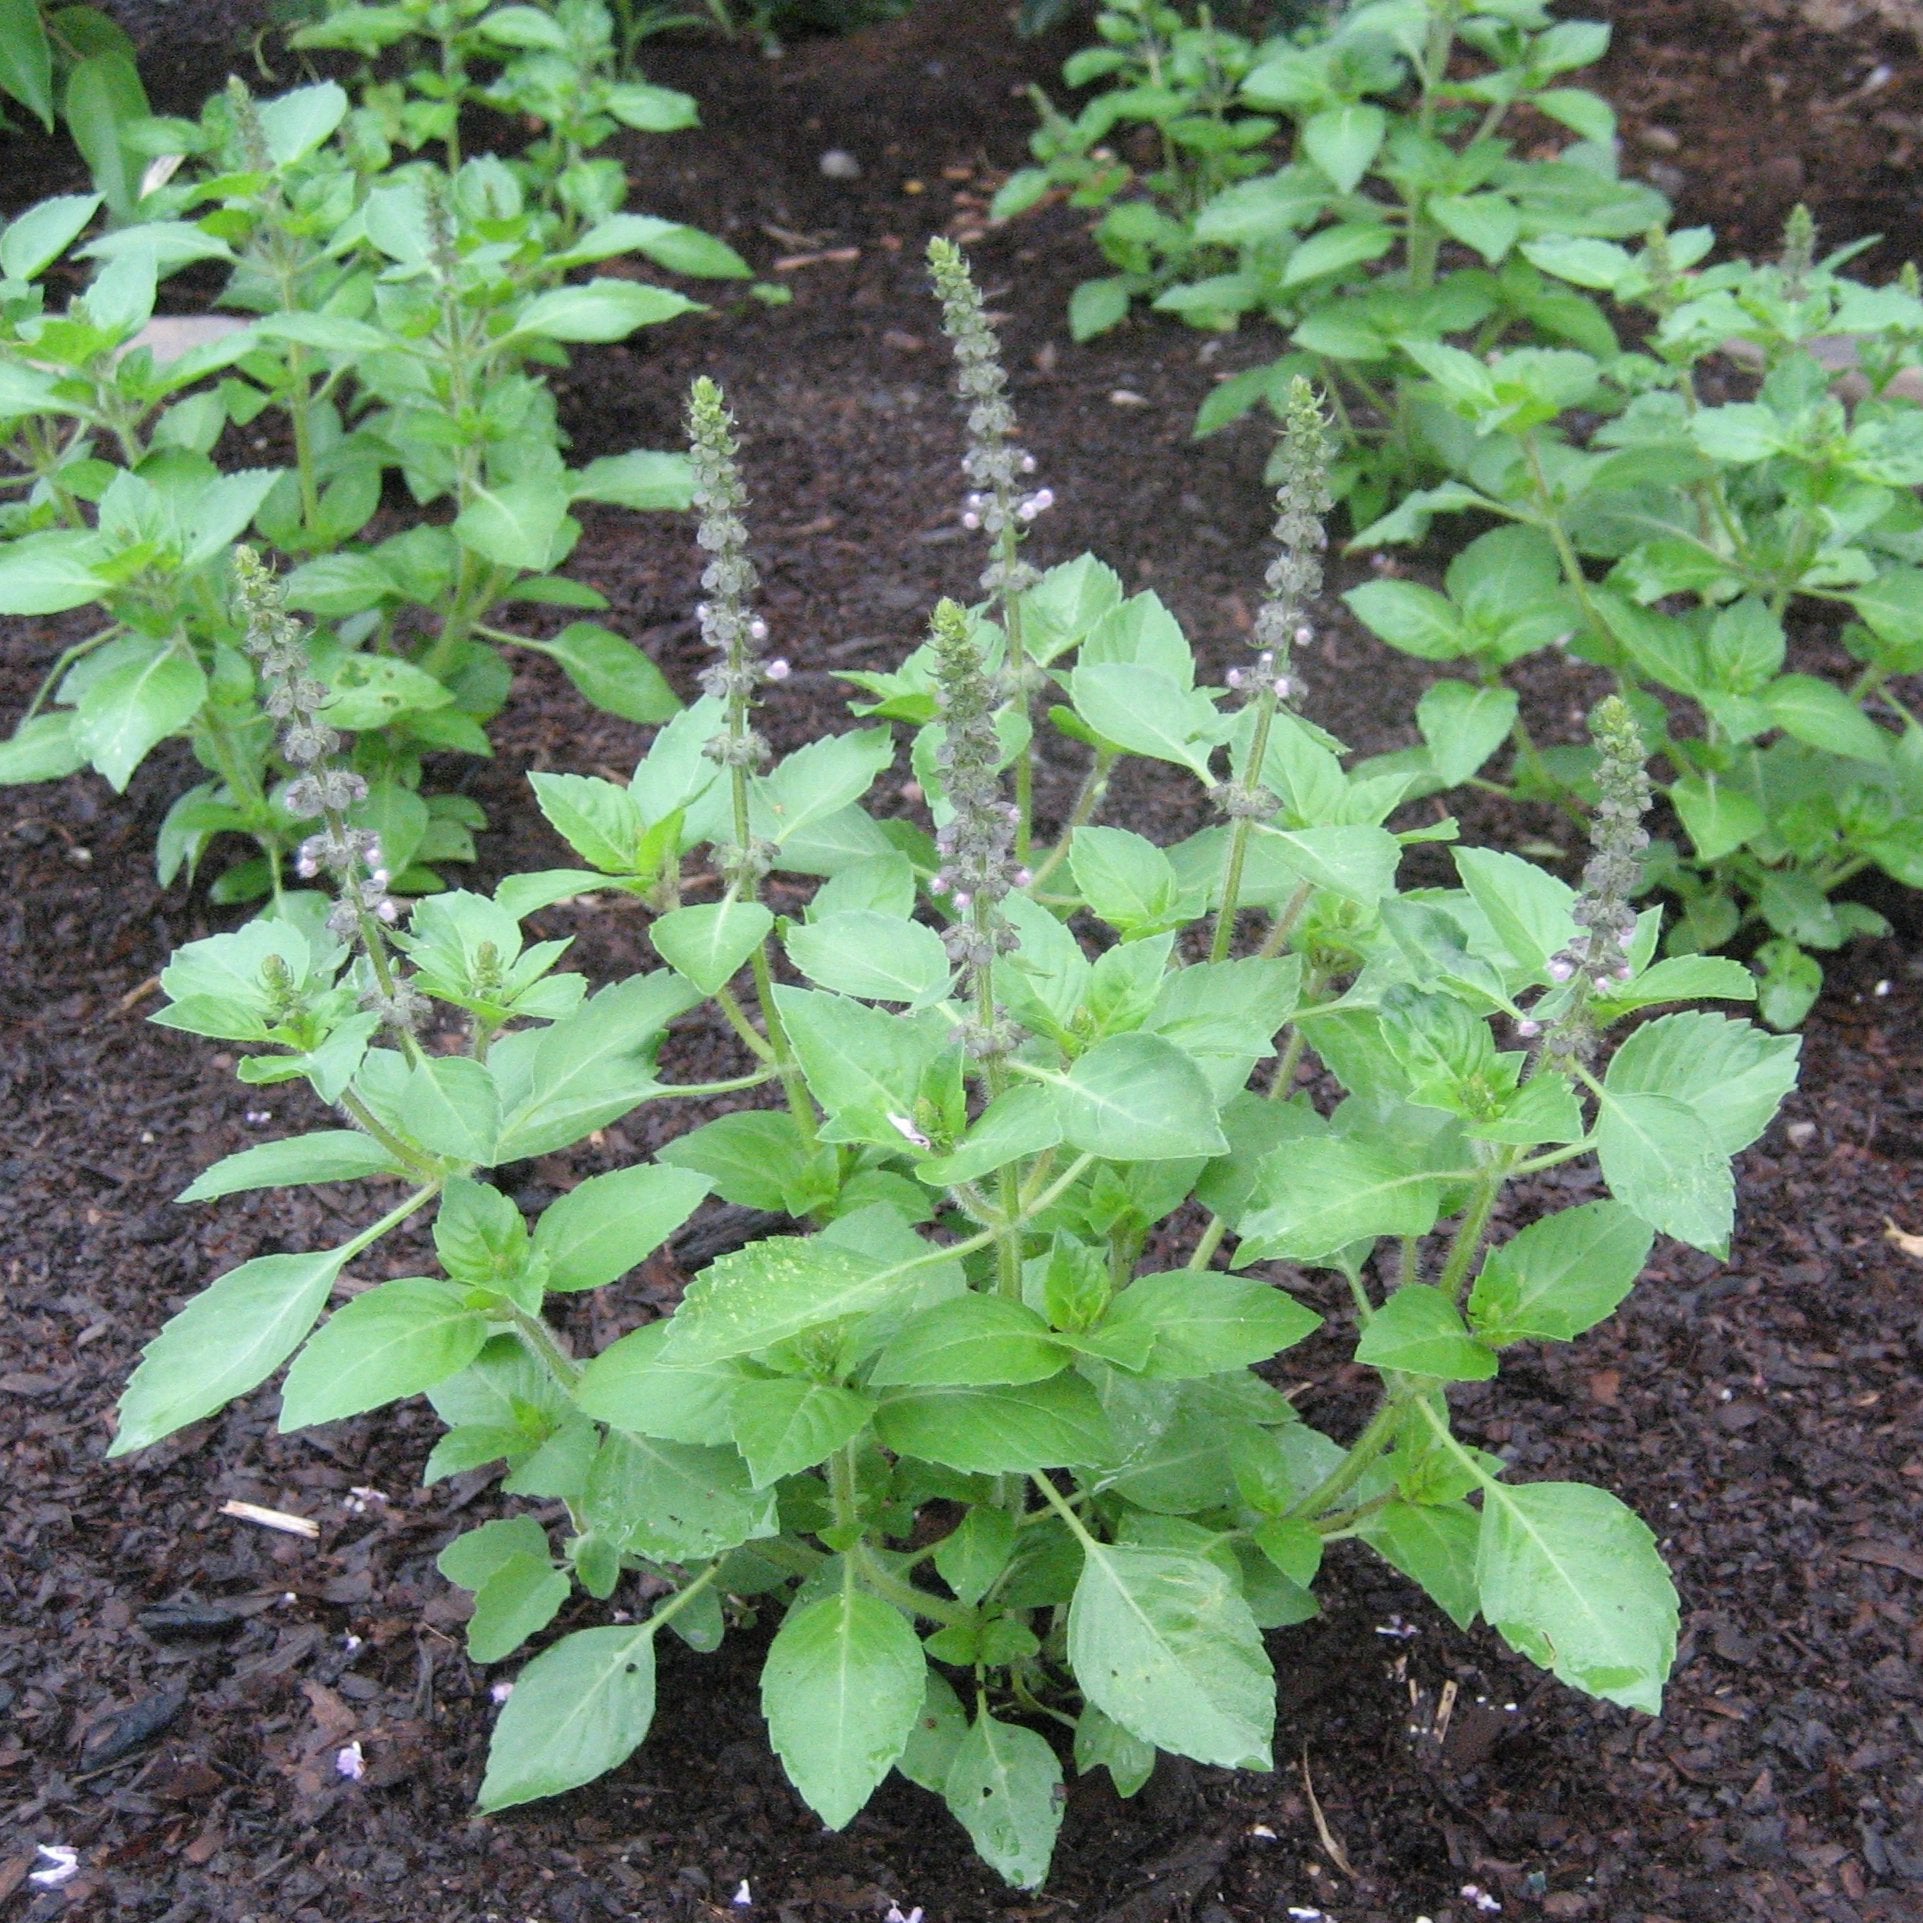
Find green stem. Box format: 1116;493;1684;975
1187;1215;1228;1271
855;1544;972;1629
1210;689;1281;962
1285;1392;1403;1521
1436;1159;1506;1307
1028;749;1117;890
339;1087;439;1175
655;1068;780;1101
646;1559;724;1630
713;982;776;1062
508;1304;581;1389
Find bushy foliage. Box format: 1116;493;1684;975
115;246;1795;1889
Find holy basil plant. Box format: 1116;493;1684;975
0;67;743;901
1344;211;1923;1026
114;248;1796;1890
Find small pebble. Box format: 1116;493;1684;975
1786;1120;1816;1147
30;1846;79;1889
818;149;860;180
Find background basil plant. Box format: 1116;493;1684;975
113;248;1795;1890
0;60;746;902
1344;212;1923;1026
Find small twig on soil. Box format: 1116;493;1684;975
219;1499;320;1539
1300;1746;1355;1880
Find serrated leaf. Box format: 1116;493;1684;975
112;1247;349;1454
868;1294;1067;1387
1468;1200;1653;1345
280;1277;489;1428
1101;1270;1319;1377
1604;1012;1798;1157
532;1164;710;1293
1068;1543;1272;1769
1354;1284;1496;1381
1476;1480;1678;1713
650;898;774;995
661;1237;896;1363
762;1577;926;1829
176;1130;401;1203
943;1711;1063;1890
479;1625;657;1808
730;1378;875;1486
1593;1087;1732;1252
874;1376;1114;1474
1051;1033;1227;1162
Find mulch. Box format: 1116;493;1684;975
1;3;1920;1919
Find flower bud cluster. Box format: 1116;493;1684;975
225;77;274;178
1251;377;1334;672
687;378;774;776
1520;698;1653;1061
232;551;415;1014
928;239;1044;605
1779;203;1817;302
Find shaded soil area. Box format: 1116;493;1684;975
3;4;1923;1922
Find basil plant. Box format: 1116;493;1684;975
0;69;745;901
113;250;1796;1891
1345;212;1923;1026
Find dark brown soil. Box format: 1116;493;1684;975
3;5;1922;1922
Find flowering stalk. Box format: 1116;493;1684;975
1517;695;1652;1068
1208;377;1333;962
929;599;1025;1070
928;238;1051;860
685;377;813;1143
929;597;1028;1307
232;549;426;1054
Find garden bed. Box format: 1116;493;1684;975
1;3;1920;1919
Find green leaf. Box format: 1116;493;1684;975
1052;1033;1227;1162
514;279;700;343
1417;680;1519;785
943;1711;1064;1890
65;51;148;221
1357;1500;1479;1630
479;1624;657;1808
1074;1706;1156;1798
74;642;206;792
1594;954;1756;1013
730;1378;874;1486
0;0;55;128
933;1506;1018;1606
1755;938;1822;1030
1102;1270;1319;1377
453;479;575;575
869;1295;1068;1387
0;711;85;784
1;193;99;279
773;989;954;1146
662;1237;899;1363
1237;1135;1447;1263
916;1084;1063;1188
176;1130;401;1202
1068;662;1219;780
1354;1284;1496;1381
529;772;647;874
571;449;695;512
1068;1543;1273;1769
604;80;699;131
1468;1200;1654;1346
1593;1087;1732;1252
753;729;894;848
1283;220;1395;286
1760;674;1891;763
539;622;680;724
1251;824;1401;904
399;1054;499;1164
1432;190;1521;263
874;1376;1114;1474
584;1430;775;1562
466;1553;571;1663
1476;1480;1678;1713
1451;846;1576;972
650;898;774;994
897;1668;968;1791
573;1322;744;1445
785;910;952;1006
762;1579;927;1829
532;1164;710;1293
439;1514;551;1589
1607;1007;1799;1155
111;1247;349;1454
1069;275;1133;341
280;1277;488;1427
1671;775;1765;863
1302;102;1386;191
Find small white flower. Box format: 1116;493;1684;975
887;1113;932;1151
749;615;769;642
244;1108;272;1126
961;511;981;530
1546;957;1575;983
765;658;791;682
490;1680;515;1705
1515;1018;1541;1039
29;1846;79;1889
335;1741;366;1781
